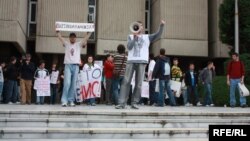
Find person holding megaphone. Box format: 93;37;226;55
115;20;165;109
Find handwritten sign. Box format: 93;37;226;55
76;66;102;102
34;77;50;96
55;21;95;32
50;71;59;84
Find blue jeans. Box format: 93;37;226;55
50;84;57;104
5;80;18;103
158;79;176;106
61;64;79;104
112;76;124;105
203;83;213;105
230;79;246;106
36;95;45;104
182;88;188;105
88;98;95;104
0;82;3;101
187;85;200;105
149;80;157;105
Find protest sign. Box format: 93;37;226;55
76;66;102;102
34;77;50;96
55;21;95;32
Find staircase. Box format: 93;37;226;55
0;105;249;141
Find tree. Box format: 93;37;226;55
219;0;250;53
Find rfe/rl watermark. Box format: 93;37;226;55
209;125;250;141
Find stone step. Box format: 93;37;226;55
1;110;250;119
0;127;208;139
0;139;208;141
0;118;249;128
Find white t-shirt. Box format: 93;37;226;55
127;34;150;63
63;41;82;64
83;63;100;70
0;66;4;82
148;60;155;81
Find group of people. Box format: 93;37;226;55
0;54;61;105
0;20;247;109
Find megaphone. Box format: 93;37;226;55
129;22;141;34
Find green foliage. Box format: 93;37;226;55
219;0;250;53
199;76;250;106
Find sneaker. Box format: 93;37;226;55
91;103;96;106
62;103;67;107
241;104;248;108
8;102;13;105
69;102;75;107
115;104;125;109
210;104;214;107
205;105;209;107
131;104;139;109
16;101;21;104
185;103;190;107
196;102;202;106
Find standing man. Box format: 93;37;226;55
112;44;127;106
116;20;165;109
200;61;216;107
5;57;18;104
227;53;248;108
56;31;91;107
20;54;35;105
185;63;202;106
104;54;114;105
152;49;176;107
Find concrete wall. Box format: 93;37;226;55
36;0;88;54
0;0;28;52
209;0;230;58
96;0;145;55
151;0;208;57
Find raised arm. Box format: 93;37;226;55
80;32;92;48
56;31;66;46
149;20;165;42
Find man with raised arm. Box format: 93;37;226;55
116;20;165;109
56;31;91;107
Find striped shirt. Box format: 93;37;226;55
113;54;127;76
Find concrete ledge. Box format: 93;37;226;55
0;127;208;139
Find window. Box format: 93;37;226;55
145;0;150;34
28;0;37;37
88;0;96;40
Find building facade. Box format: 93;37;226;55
0;0;229;65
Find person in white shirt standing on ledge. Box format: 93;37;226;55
56;31;91;107
116;20;165;109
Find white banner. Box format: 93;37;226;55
55;21;95;32
170;80;182;98
131;73;149;98
76;66;102;102
34;77;51;96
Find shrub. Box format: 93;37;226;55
199;76;250;106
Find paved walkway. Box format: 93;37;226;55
0;104;249;114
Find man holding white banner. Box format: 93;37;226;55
56;21;93;107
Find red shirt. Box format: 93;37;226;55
104;60;114;79
227;61;245;79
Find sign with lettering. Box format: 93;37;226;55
55;21;95;32
34;77;51;96
76;66;102;102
